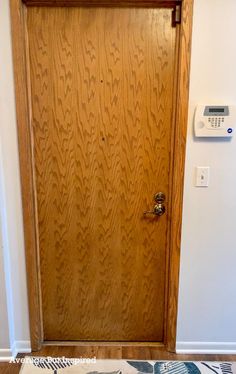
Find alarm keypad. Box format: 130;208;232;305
207;117;225;128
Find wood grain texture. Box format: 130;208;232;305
26;344;236;360
9;0;43;351
32;344;236;361
166;0;194;352
2;345;236;374
23;0;182;8
10;0;193;350
0;363;21;374
27;6;176;341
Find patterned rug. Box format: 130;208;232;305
20;358;236;374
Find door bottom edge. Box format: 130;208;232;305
42;341;165;347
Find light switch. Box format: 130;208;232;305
195;166;210;187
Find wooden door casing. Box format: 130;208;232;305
27;6;176;341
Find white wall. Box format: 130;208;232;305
0;224;10;350
177;0;236;353
0;0;30;361
0;0;236;358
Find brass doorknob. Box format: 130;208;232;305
144;192;166;217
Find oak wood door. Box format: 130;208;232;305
27;6;177;341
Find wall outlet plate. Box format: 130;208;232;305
195;166;210;187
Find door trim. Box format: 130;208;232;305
10;0;193;352
22;0;182;7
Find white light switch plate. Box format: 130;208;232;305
195;166;210;187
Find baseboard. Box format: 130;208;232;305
176;341;236;354
0;348;13;362
0;341;31;362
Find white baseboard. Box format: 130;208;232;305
0;348;13;362
12;340;31;358
0;341;31;362
176;341;236;354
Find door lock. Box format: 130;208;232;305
144;192;166;217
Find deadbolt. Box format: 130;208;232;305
154;192;165;204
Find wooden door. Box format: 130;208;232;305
27;5;177;341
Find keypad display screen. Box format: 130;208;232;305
204;106;229;116
209;108;224;112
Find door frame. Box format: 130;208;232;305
10;0;193;352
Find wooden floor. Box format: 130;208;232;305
1;345;236;373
